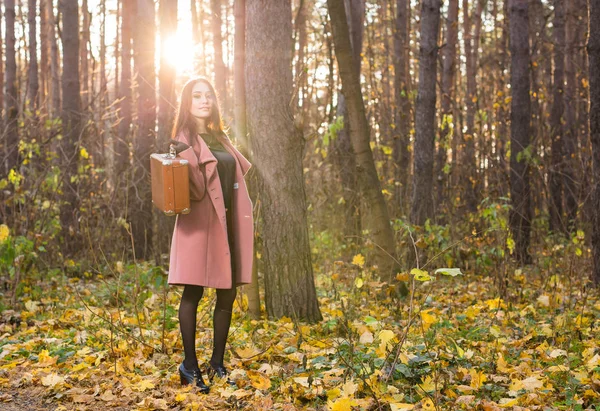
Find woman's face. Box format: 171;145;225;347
189;81;214;120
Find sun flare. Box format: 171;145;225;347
162;32;196;75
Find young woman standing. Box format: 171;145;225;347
167;78;254;392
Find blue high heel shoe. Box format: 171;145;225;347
179;363;210;393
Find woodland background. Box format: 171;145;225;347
0;0;600;409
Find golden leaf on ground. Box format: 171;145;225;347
248;370;271;390
100;390;117;402
420;397;435;410
329;397;358;411
389;403;415;411
41;373;65;388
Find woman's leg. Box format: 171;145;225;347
179;285;205;370
210;286;237;367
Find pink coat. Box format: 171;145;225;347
168;131;254;289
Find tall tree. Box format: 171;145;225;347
436;0;459;215
131;0;156;259
59;0;82;252
393;0;411;215
461;0;485;213
80;0;90;110
27;0;39;110
589;0;600;286
40;0;48;107
508;0;532;264
328;0;405;287
234;0;261;317
246;0;322;321
563;0;578;231
212;0;227;115
549;0;565;232
331;0;363;251
158;0;177;147
0;0;4;128
116;0;133;178
4;0;18;176
46;0;60;117
410;0;441;225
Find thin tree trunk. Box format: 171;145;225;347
116;0;133;177
27;0;39;110
131;0;156;259
158;0;177;147
549;0;565;233
4;0;18;175
59;0;82;254
411;0;441;225
40;0;48;109
246;0;321;321
212;0;227;114
462;0;485;213
436;0;459;216
0;2;4;132
563;0;578;231
328;0;404;288
80;0;90;110
47;0;60;117
509;0;532;264
393;0;411;215
234;0;260;318
589;0;600;286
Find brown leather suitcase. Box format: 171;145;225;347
150;148;191;216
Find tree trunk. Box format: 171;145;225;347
563;0;578;232
589;0;600;286
509;0;532;264
27;0;39;110
549;0;565;233
234;0;260;318
0;3;3;121
80;0;90;110
246;0;321;321
212;0;227;115
131;0;156;259
4;0;18;176
331;0;364;254
411;0;441;225
59;0;82;254
328;0;404;287
436;0;459;216
116;0;133;178
158;0;177;148
461;0;485;213
47;0;60;117
39;0;48;109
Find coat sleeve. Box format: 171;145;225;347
177;146;206;201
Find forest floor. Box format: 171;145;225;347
0;251;599;411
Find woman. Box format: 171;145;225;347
167;77;254;393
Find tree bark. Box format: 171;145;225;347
131;0;156;259
328;0;404;287
39;0;48;109
116;0;133;178
246;0;322;321
461;0;485;213
436;0;459;216
27;0;39;110
4;0;18;176
563;0;578;232
509;0;532;264
47;0;60;117
410;0;441;225
80;0;90;110
589;0;600;286
549;0;565;233
59;0;82;254
212;0;228;115
331;0;363;253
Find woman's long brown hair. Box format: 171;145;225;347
171;77;227;144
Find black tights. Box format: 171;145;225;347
179;285;237;371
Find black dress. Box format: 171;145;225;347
199;132;237;286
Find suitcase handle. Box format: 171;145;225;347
166;144;177;159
